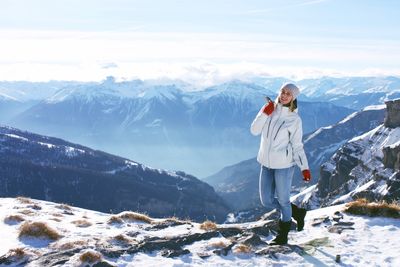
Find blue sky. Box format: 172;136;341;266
0;0;399;84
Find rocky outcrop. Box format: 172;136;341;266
383;144;400;170
294;99;400;209
317;149;360;198
384;99;400;128
304;107;385;176
383;99;400;170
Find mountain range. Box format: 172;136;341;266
0;125;229;222
296;76;400;109
0;76;399;178
0;78;362;177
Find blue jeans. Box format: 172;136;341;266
259;165;294;222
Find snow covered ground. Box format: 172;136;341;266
0;197;399;266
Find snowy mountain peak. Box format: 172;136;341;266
136;85;182;101
209;80;272;94
45;85;121;104
299;76;400;98
195;80;273;106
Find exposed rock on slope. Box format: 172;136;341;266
294;99;400;209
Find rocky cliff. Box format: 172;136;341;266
384;99;400;128
383;99;400;171
293;99;400;209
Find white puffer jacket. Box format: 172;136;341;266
250;103;309;170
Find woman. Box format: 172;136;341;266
250;83;311;245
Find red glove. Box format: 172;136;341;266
263;101;274;116
302;170;311;182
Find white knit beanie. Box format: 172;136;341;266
280;83;300;99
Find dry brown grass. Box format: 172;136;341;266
345;198;400;218
200;220;217;231
52;213;64;218
119;211;153;224
112;234;131;244
57;240;88;250
56;203;72;211
17;209;35;216
234;244;252;254
19;222;61;240
27;204;42;210
79;250;102;263
2;247;32;263
71;219;92;228
7;248;26;259
4;214;25;224
163;216;180;222
16;197;33;204
208;240;228;249
107;215;124;225
149;216;192;228
161;216;191;224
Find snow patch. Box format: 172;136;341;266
363;104;386;111
64;146;85;157
291;184;317;206
332;179;375;205
37;142;55;149
125;160;138;167
4;134;29;141
338;111;359;124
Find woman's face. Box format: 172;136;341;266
279;89;293;105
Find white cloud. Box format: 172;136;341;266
0;29;399;84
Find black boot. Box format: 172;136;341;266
291;203;307;231
269;220;291;245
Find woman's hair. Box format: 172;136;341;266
276;98;297;112
289;99;297;112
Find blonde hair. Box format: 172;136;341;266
274;98;297;112
289;99;296;112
